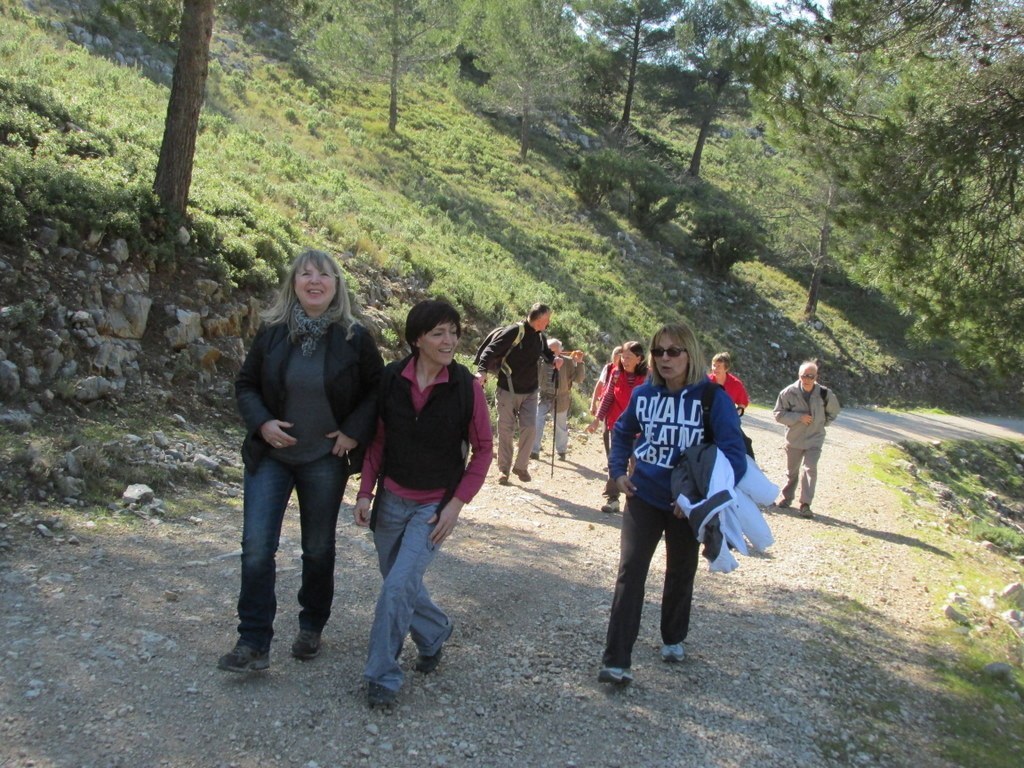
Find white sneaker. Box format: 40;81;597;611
600;499;619;514
661;642;685;663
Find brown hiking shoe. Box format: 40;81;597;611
291;629;321;660
217;643;269;673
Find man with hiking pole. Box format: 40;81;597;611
475;304;560;486
531;338;584;470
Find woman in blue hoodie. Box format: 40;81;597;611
598;320;747;685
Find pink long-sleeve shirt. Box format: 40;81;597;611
357;358;493;504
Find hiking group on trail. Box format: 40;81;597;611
218;253;841;706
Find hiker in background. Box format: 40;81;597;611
220;249;384;673
709;351;750;415
598;321;746;686
475;303;560;485
772;360;841;519
531;339;585;461
590;346;622;416
354;300;493;708
587;341;647;514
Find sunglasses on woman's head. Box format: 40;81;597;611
651;346;685;358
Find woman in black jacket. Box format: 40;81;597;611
218;249;383;673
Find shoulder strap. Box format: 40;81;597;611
820;386;828;404
701;382;720;445
498;322;526;386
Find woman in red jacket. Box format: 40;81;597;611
587;341;647;514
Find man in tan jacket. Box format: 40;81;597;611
773;360;841;518
531;339;584;461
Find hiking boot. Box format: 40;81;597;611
367;682;397;708
799;503;814;519
217;643;269;673
415;646;444;674
557;453;565;461
415;621;451;674
598;666;633;685
513;468;532;482
661;642;686;663
775;499;792;509
529;451;540;460
600;499;619;515
291;629;321;660
497;474;510;486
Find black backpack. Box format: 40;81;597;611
700;382;755;459
472;322;525;375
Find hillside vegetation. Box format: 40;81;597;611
0;1;1017;413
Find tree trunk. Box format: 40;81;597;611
387;0;401;132
689;116;712;177
153;0;214;218
519;92;531;162
689;76;726;177
804;180;836;320
617;20;642;131
388;50;400;132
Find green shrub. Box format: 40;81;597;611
685;207;765;276
969;519;1024;556
628;171;684;234
571;149;630;208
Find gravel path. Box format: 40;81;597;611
2;409;1022;768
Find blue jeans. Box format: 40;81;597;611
364;490;451;692
236;453;348;651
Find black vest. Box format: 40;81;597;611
380;359;473;491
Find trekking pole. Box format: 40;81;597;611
550;367;559;478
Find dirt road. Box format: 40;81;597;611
1;407;1022;767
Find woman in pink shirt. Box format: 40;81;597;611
354;300;493;708
587;341;648;514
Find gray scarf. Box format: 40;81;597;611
292;305;330;357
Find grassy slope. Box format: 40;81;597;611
0;5;1016;414
869;441;1024;765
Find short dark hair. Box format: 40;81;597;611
405;299;462;351
527;303;551;322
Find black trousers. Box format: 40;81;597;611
602;493;700;669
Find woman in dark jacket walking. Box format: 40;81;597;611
218;249;384;673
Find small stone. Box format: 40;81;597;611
943;604;970;625
1000;582;1023;605
123;484;155;504
982;662;1014;680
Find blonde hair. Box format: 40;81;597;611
261;249;359;340
647;321;706;388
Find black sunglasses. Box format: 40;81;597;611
651;346;685;358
